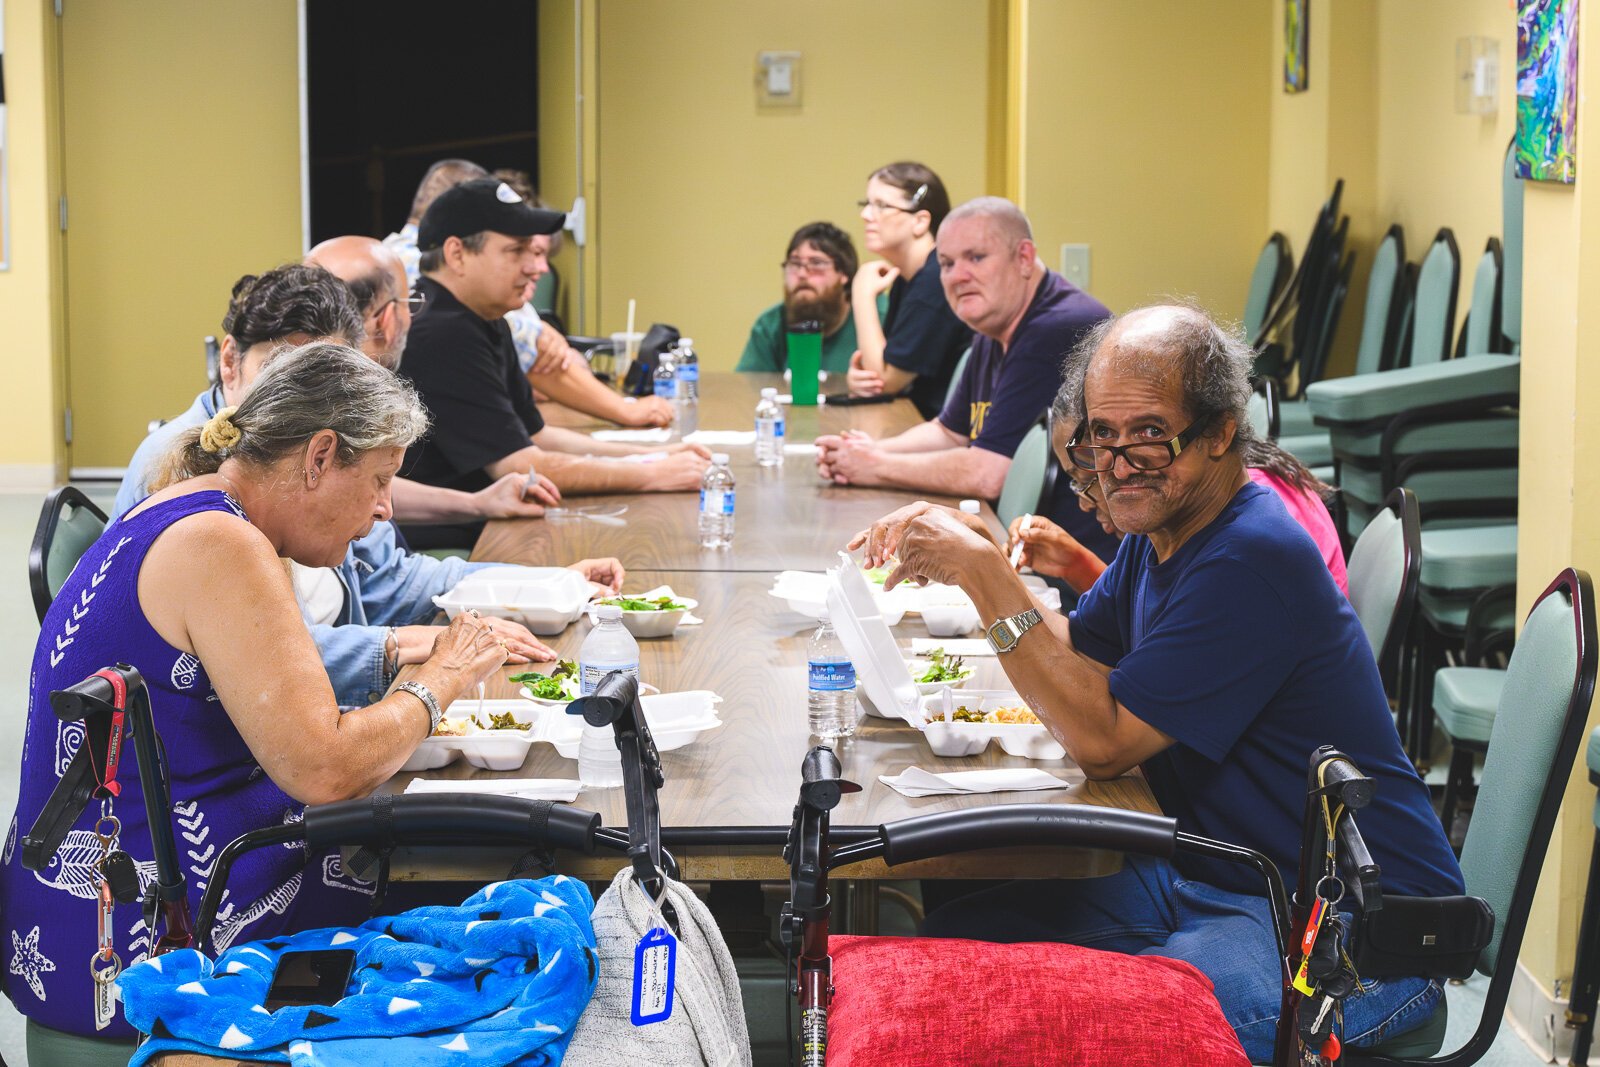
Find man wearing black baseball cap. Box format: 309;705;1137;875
399;178;711;549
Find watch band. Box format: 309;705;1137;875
396;680;443;735
986;607;1044;654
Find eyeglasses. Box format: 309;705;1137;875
1067;476;1100;503
781;257;837;275
405;290;427;313
1067;419;1205;472
856;198;922;218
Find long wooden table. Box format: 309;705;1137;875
383;373;1157;881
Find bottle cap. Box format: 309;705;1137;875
594;604;623;621
712;453;730;465
959;499;981;514
761;387;777;398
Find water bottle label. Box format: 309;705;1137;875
700;488;722;514
653;378;676;399
580;662;639;696
678;364;698;381
721;489;735;515
774;418;785;440
808;661;856;691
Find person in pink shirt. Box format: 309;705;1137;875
1011;437;1348;596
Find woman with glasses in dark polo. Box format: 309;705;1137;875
845;161;973;419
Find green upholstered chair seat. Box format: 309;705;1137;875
1276;399;1320;437
1328;415;1519;459
1338;465;1517;513
1589;724;1600;778
1278;432;1332;468
1418;525;1517;592
944;347;972;408
1304;354;1520;424
1418;588;1517;635
1435;667;1505;745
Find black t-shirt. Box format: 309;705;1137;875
882;252;973;419
399;276;545;548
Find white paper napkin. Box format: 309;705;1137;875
684;430;757;446
590;427;672;443
878;767;1070;798
622;450;670;463
911;637;994;658
402;778;582;802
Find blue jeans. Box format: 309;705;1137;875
921;856;1442;1063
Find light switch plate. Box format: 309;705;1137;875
1060;244;1091;290
757;51;802;107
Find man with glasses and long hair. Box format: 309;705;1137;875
736;222;868;375
850;304;1457;1061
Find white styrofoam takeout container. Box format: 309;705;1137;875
540;690;724;758
915;689;1065;760
433;566;592;635
402;699;541;773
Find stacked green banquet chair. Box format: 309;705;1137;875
1454;238;1505;359
1275;224;1410;479
29;486;109;624
1244;232;1293;348
995;419;1056;529
1252;181;1346;396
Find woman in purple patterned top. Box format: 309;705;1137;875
1;343;513;1050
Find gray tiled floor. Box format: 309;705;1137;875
0;486;1560;1064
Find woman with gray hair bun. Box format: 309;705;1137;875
1;342;515;1047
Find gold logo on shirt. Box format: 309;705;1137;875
969;401;993;439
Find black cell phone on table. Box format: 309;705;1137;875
820;392;901;407
265;949;356;1010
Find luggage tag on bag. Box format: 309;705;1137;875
631;874;677;1026
630;926;677;1026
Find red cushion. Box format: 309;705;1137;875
824;935;1249;1066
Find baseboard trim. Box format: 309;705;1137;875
68;467;127;482
1504;958;1570;1063
0;465;59;493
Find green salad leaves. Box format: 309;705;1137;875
509;659;579;700
596;595;687;612
914;647;973;684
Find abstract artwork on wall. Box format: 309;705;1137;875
1516;0;1580;183
1284;0;1309;94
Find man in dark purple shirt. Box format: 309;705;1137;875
815;197;1116;560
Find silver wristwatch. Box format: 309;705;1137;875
986;607;1043;654
396;680;443;734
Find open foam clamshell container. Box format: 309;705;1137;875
402;699;541;773
432;566;593;635
916;690;1066;760
827;551;921;721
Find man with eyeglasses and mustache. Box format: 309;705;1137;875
852;304;1458;1061
736;222;871;375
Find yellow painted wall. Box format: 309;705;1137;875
1023;1;1271;321
59;0;302;469
1375;0;1516;338
592;0;991;372
537;0;599;336
0;0;66;482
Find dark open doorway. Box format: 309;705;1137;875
304;0;540;242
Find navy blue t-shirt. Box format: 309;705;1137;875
1069;482;1463;898
939;270;1107;459
882;252;973;420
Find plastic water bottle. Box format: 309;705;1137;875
807;622;858;739
755;387;785;467
675;337;699;403
653;345;678;401
698;453;736;549
574;604;639;788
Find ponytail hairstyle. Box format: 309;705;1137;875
150;342;428;491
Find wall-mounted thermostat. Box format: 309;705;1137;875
757;51;802;107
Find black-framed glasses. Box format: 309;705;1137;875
781;256;836;274
855;192;926;218
1067;419;1205;472
1067;475;1100;503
